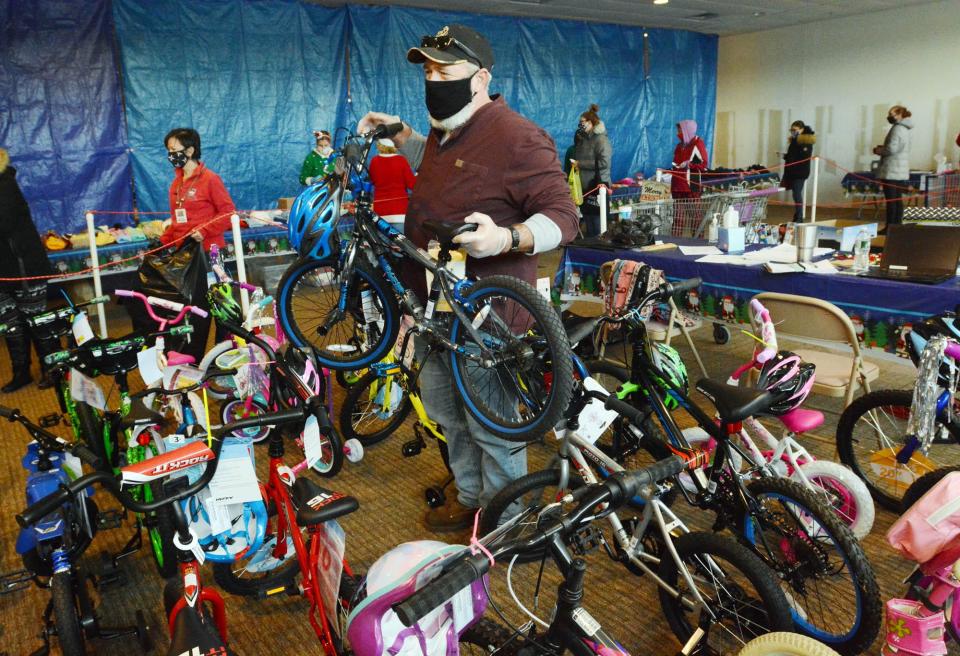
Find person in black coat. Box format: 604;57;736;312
0;148;57;392
780;121;816;222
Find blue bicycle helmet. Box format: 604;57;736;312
288;178;342;260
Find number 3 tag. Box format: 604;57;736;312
175;208;188;224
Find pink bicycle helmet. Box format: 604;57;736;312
754;351;815;415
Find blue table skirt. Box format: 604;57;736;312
555;238;960;357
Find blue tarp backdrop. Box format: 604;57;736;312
0;0;132;233
3;0;717;230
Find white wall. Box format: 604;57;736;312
715;0;960;202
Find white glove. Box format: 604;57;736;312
453;213;511;259
305;176;314;185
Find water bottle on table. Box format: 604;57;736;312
853;229;871;272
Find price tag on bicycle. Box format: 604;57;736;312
70;368;106;410
303;414;322;469
316;520;345;624
208;438;261;506
572;377;620;445
71;312;94;346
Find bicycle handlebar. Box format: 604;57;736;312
393;456;688;626
17;398;327;528
0;406;105;470
43;326;195;367
749;299;777;363
115;289;208;325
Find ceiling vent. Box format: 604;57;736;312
686;12;720;21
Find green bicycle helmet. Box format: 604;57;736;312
207;282;242;325
650;343;688;393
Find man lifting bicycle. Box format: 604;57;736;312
359;24;578;531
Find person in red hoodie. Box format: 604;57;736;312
368;138;416;232
161;128;235;251
670;119;709;200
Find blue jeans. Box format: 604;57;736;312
415;338;527;509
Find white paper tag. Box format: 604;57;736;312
70;368;106;410
207;439;261;505
137;345;163;387
71;313;94;346
537;277;551;301
315;520;345;624
573;377;620;444
175;208;188;224
62;451;84;479
302;415;322;468
471;304;492;329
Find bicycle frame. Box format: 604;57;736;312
367;352;443;442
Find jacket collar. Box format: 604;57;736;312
430;94;505;147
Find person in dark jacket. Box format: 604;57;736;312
780;120;816;222
0;148;57;392
574;104;613;238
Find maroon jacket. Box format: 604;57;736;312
403;96;579;301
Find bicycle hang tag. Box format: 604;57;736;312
316;520;346;627
70;368;106;411
302;414;323;469
137;345;163;387
207;437;260;506
573;377;620;444
71;312;94;346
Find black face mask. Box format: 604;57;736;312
576;125;588;138
168;150;189;168
887;115;897;125
424;72;476;121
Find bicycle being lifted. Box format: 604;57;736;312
277;123;573;442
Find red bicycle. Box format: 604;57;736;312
17;403;320;656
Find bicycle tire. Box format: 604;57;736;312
459;618;518;655
340;369;413;446
658;531;793;654
146;480;178;579
901;465;960;512
220;397;272;443
741;476;881;655
278;258;399;370
197;340;240;400
212;504;304;596
791;460;875;540
51;571;85;656
836;388;960;511
736;632;842;656
449;275;573;442
308;424;345;478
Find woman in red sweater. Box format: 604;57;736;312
368;138;416;233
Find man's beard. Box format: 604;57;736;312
428;101;476;133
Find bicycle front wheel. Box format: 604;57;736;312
51;572;85;656
278;258;400;370
449;275;573;442
658;531;793;654
836;388;960;511
340;369;412;446
740;476;881;655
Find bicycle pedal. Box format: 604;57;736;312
38;414;63;429
570;526;604;555
97;509;126;531
0;568;34;595
94;569;128;589
401;438;425;457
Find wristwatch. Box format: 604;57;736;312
509;227;521;253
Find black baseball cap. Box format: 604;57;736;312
407;24;495;71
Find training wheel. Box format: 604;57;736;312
344;439;364;463
713;324;731;345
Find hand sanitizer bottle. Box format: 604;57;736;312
707;214;719;243
853;229;871;272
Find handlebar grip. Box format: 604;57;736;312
393;557;487;627
87;296;111;305
147;296;184;313
602;395;649;427
169;325;195;336
946;342;960;361
665;277;702;295
373;122;405;140
72;444;103;470
114;289;134;298
607;457;685;505
44;350;72;366
235;282;258;292
0;405;14;419
17;485;72;528
189;307;209;318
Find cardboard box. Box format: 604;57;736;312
815;220;878;252
277;197;295;211
719;227;746;254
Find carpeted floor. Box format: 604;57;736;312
0;269;949;656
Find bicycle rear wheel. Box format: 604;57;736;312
278;258;399;370
449;275;572;442
658;531;793;654
740;476;881;655
459;618;517;655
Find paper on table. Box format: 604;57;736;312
679;245;723;256
696;254;763;266
802;259;839;275
741;244;834;264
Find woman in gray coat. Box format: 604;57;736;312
574;104;612;238
873;105;913;226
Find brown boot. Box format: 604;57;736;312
424;497;478;533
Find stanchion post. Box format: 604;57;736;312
810;156;820;223
85;212;108;338
230;214;250;315
599;185;608;234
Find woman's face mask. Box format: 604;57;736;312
167;149;188;168
887;114;897;125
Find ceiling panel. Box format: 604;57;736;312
311;0;943;36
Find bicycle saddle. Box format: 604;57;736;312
563;316;598;348
167;606;233;656
292;477;359;527
421;220;477;248
119;403;165;431
695;378;776;425
166;351;196;366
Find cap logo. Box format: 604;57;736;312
437;26;449;37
